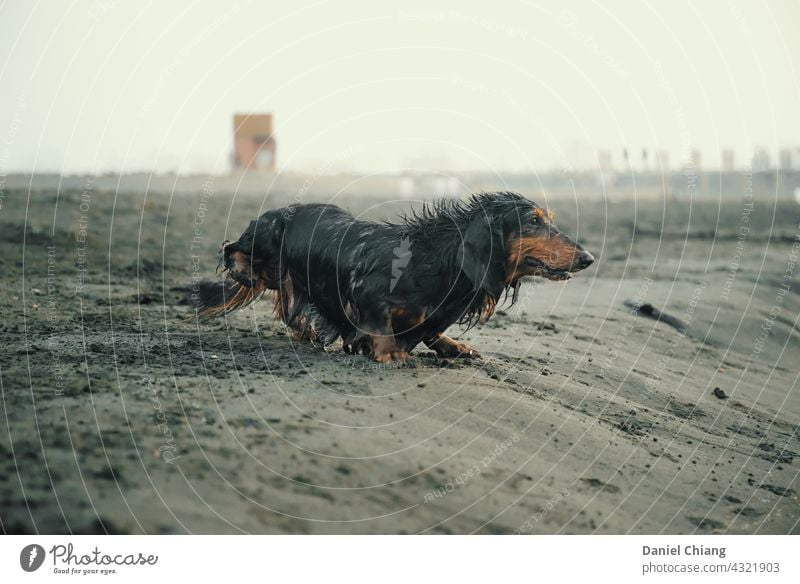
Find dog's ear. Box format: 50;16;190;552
459;215;506;298
249;213;286;259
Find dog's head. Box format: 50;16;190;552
220;209;286;289
459;193;594;297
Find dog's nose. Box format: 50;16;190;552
575;251;595;270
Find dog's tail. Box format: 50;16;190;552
193;278;267;318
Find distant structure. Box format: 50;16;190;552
779;148;800;171
722;149;735;171
232;113;276;171
779;149;792;170
597;150;614;172
752;148;770;172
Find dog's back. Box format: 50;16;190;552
281;203;407;349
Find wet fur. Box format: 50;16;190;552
194;192;593;361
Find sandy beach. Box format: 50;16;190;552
1;188;798;534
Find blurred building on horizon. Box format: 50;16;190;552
779;148;800;171
752;148;771;172
9;166;800;203
722;149;735;172
8;132;800;202
232;113;276;172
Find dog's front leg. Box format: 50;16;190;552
362;309;410;363
369;334;411;363
424;333;480;358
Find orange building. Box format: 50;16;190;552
232;113;276;171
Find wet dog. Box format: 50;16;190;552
195;192;594;362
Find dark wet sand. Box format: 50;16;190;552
1;188;798;534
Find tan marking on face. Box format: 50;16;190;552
505;234;580;282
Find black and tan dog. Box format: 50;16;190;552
195;192;594;362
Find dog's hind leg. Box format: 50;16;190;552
290;304;341;347
271;274;316;344
424;333;480;359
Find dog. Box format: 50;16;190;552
195;192;594;362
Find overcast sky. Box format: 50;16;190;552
1;0;798;174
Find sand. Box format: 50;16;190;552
0;187;798;534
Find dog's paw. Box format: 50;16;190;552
450;346;480;359
374;350;411;364
438;341;480;359
425;334;480;359
456;346;481;359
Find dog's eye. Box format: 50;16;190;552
531;216;540;225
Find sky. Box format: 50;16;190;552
1;0;799;175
